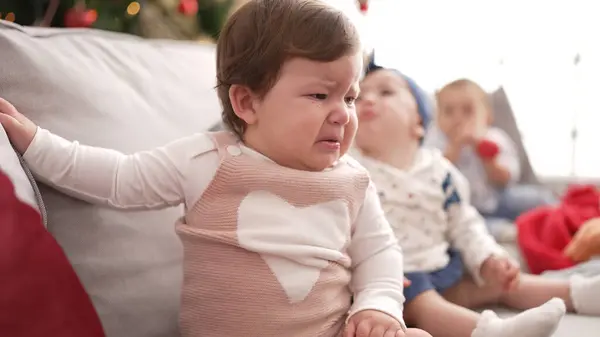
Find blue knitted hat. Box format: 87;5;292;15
364;52;432;131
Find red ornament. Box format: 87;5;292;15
477;139;500;159
178;0;198;16
64;7;97;28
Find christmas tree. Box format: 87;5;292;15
1;0;370;40
0;0;236;41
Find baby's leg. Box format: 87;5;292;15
445;272;600;316
493;184;557;221
405;290;565;337
443;274;570;310
404;290;479;337
502;274;600;315
499;274;572;310
441;276;504;309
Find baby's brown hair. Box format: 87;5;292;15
216;0;362;138
436;78;493;120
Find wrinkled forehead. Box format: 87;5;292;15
281;54;363;86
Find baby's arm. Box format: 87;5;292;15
347;182;407;328
22;128;215;210
443;163;509;285
480;129;520;187
0;95;217;209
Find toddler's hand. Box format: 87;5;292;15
344;310;405;337
565;217;600;262
454;122;480;146
0;98;38;154
456;130;477;146
447;124;477;153
481;255;520;291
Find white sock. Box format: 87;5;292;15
570;274;600;315
472;298;566;337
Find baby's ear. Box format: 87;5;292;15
413;124;425;139
229;84;260;125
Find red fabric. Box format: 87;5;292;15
476;139;500;159
517;184;600;274
0;170;105;337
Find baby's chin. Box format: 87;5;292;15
303;153;344;172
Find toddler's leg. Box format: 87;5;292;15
501;274;600;316
493;184;557;221
441;276;504;309
405;290;565;337
404;290;480;337
446;272;600;316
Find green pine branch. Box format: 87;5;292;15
0;0;235;40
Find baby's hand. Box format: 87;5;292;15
0;98;38;154
481;255;520;291
565;217;600;262
344;310;405;337
453;122;480;146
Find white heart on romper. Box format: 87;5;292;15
237;190;350;303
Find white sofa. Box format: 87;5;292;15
1;20;598;337
0;20;220;337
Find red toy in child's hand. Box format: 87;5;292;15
358;0;369;12
477;139;500;159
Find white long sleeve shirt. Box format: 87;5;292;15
23;128;407;329
353;148;507;284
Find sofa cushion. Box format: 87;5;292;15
0;21;221;337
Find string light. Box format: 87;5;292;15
4;12;16;22
127;2;141;16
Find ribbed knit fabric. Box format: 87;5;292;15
175;131;370;337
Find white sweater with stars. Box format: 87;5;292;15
353;148;507;284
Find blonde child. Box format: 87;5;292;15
353;62;600;337
424;79;555;221
0;1;431;337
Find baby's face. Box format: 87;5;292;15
354;69;422;150
245;53;362;171
436;86;488;139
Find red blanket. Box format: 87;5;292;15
517;184;600;274
0;170;105;337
